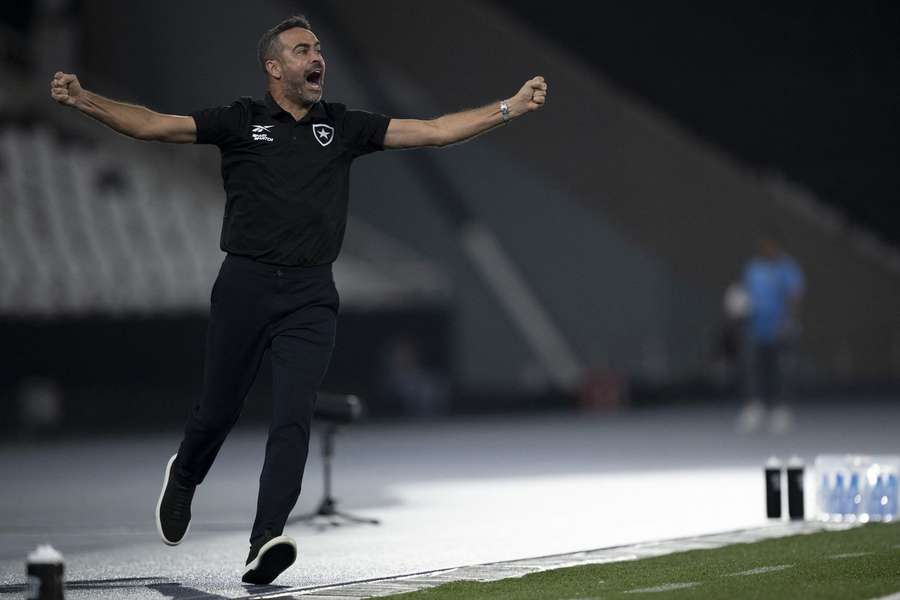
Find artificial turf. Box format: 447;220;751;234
386;522;900;599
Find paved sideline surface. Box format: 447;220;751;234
2;403;898;598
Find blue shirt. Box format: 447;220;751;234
743;255;804;341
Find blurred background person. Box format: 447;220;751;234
735;234;805;434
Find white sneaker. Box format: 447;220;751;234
242;532;297;585
736;400;765;434
769;405;794;435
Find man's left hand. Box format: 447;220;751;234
509;76;548;117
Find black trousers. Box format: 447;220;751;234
745;336;796;406
174;254;339;543
747;341;782;404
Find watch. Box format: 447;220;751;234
500;101;511;122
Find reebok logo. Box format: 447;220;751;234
251;124;275;142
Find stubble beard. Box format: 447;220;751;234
285;76;323;107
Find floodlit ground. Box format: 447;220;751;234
1;401;898;599
385;522;900;599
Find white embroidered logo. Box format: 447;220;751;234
312;124;334;147
251;124;274;142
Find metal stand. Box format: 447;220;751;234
287;423;380;528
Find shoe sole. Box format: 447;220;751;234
155;453;190;546
241;536;298;585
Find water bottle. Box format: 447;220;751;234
765;456;783;519
866;475;885;521
818;473;831;518
830;473;846;520
787;456;805;520
847;472;862;519
25;545;64;600
885;474;898;521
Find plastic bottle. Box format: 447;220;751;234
765;456;783;519
25;544;64;600
831;473;846;520
847;472;861;520
787;456;805;520
885;474;897;521
818;473;831;519
866;475;885;521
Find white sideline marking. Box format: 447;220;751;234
724;564;794;576
624;582;701;594
828;552;872;559
290;522;846;598
870;592;900;600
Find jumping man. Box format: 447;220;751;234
50;14;548;585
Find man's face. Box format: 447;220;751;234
272;27;326;105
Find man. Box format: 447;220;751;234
50;15;547;584
735;235;804;434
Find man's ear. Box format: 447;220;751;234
265;59;282;80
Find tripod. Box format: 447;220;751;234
287;422;380;528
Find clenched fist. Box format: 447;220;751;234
509;76;549;117
50;72;84;108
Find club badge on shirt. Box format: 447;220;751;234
312;124;334;147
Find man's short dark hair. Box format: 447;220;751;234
257;15;312;73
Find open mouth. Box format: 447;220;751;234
305;69;323;89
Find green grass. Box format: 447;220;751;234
386;523;900;599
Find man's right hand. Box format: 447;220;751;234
50;72;84;108
46;72;196;143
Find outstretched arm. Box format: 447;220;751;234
50;72;197;143
383;76;548;150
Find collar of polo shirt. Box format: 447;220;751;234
264;92;328;123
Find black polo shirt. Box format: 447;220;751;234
190;93;391;266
